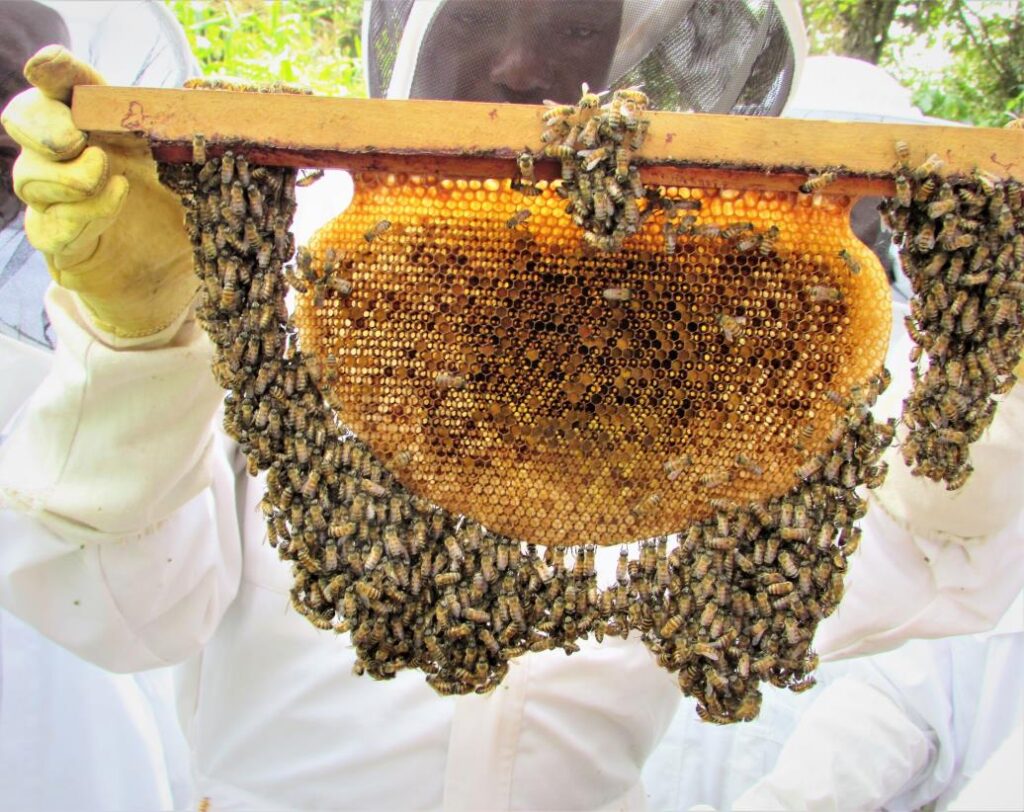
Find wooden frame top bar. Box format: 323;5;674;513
72;86;1024;194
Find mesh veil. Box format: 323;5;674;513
364;0;804;115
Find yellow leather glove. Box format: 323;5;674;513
1;45;198;339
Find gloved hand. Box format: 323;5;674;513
1;45;198;339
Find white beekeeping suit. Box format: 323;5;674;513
0;4;196;810
2;3;1022;812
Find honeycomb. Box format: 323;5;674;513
297;175;891;546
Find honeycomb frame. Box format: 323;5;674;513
140;84;1021;721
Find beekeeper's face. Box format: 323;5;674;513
412;0;624;104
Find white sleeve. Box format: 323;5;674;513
814;300;1024;661
0;286;241;672
731;675;934;812
734;603;1024;812
42;0;199;88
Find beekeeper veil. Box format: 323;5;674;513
364;0;806;115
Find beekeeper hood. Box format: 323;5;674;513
363;0;806;114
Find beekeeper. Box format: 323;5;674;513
1;3;1022;811
0;1;195;809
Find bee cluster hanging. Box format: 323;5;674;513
883;144;1024;489
158;81;1018;724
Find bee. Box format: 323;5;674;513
663;219;677;254
219;259;239;311
914;153;944;179
700;469;731;489
602;287;632;302
800;170;837;194
579;115;602;148
301;469;321;500
506;209;531;229
718;314;746;344
721;221;754;241
579;146;611;172
593;189;613;220
707;536;738;551
650;612;682;639
610;546;629;585
354;581;381;603
693;552;712;579
893;174;913;208
629;119;649;150
622;197;640;229
995;374;1017;396
296;169;325;188
808;285;843;303
543;143;573;160
542;100;576;124
256;239;273;270
757;225;780;255
893;139;911;166
228;182;247;218
434;371;467;391
751;503;775;528
234;155;251;188
611;145;631;181
200;230;218;262
515;150;537;188
664;454;694;481
960;295;981;334
796;456;822;481
363;540;384;573
927;193;958;220
767;581;794;597
220;151;235;186
615;87;649;106
358;478;386;498
914;180;938;213
604;175;625;205
693;642;720;662
364;219;391;242
694;223;722;239
993;243;1016;274
192;133;207;165
434;572;460;589
838;248;861;274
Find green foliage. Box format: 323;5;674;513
800;0;1023;127
166;0;365;97
894;2;1023;127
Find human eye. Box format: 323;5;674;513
564;25;599;40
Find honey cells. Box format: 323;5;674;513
298;175;891;546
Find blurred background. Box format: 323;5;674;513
166;0;1022;125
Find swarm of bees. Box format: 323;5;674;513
882;150;1023;488
522;84;651;252
157;80;908;724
